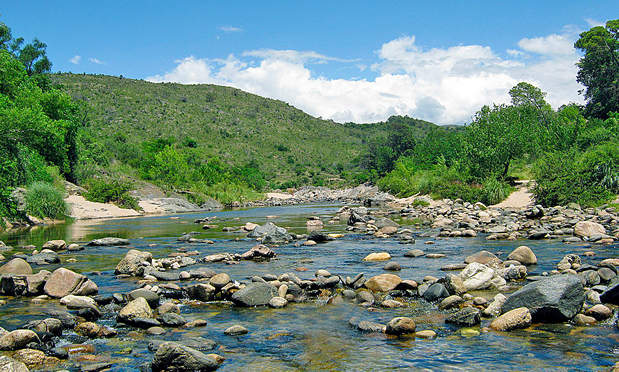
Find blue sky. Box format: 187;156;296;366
2;1;617;124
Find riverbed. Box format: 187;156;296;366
1;203;618;371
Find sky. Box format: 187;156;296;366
2;1;617;125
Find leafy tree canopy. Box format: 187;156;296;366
575;19;619;119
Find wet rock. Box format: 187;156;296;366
74;322;103;338
459;263;498;291
158;313;187;327
0;258;32;275
188;267;217;279
423;283;449;301
383;261;401;271
27;249;60;265
502;275;585;322
385;317;416;335
307;231;334;242
0;329;40;350
117;297;152;325
464;251;502;267
489;307;532;331
247;222;293;244
43;268;98;298
13;348;58;369
445;307;481;326
0;356;29;372
380;299;403;308
598;267;617;282
483;293;507;317
241;244;276;260
128;289;160;309
46;310;76;329
497;265;527;281
209;273;231;289
24;318;63;336
415;330;437;339
231;282;278;307
442;274;467;296
404;249;425;257
151;342;219;372
357;321;386;333
144;268;180;281
0;270;50;296
573;313;597;325
356;290;375;304
41;240;66;251
585;304;613;320
157;302;180;316
507;246;537;265
557;254;581;271
364;274;402;292
363;252;391;261
87;237;131;246
115;250;153;276
269;297;288;308
439;295;463;310
224;325;248;335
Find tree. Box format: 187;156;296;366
575;19;619;119
0;22;52;78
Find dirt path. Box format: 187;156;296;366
491;181;535;209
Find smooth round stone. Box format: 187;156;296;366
385;317;416;335
460;328;480;338
363;252;391;261
268;297;288;308
383;261;401;271
179;271;191;280
404;249;425;257
473;297;488;306
224;325;248;335
573;314;597;326
184;319;208;328
585;304;613;320
210;273;231;289
315;269;331;277
380;299;403;308
415;330;437;339
426;253;446;258
423;276;438;282
146;326;166;335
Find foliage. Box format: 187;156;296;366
85;178;140;210
575;19;619;119
533;143;619;207
24;181;68;220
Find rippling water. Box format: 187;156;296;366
1;204;618;371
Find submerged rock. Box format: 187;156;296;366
231;282;278;307
489;307;532;331
151;342;219;371
87;237;131;246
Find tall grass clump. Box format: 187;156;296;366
25;181;69;220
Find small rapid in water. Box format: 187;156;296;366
1;203;618;371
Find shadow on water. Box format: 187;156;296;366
1;203;618;371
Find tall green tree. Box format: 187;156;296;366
575;19;619;119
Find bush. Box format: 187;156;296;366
25;181;68;220
86;179;139;210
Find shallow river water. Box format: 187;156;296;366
1;203;619;371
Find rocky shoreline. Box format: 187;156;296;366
0;199;618;370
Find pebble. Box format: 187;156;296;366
415;330;437;339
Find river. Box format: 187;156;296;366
0;203;617;371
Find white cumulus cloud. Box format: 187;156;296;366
146;28;584;125
219;26;245;33
70;55;81;64
89;58;106;65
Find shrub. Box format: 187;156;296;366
86;178;139;210
25;181;68;220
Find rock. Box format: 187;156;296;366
404;249;425;257
27;249;59;265
0;258;32;275
442;274;467;295
209;273;231;289
385;317;416;335
25;318;63;336
224;325;248;335
0;356;29;372
357;321;386;333
268;296;288;308
0;329;40;350
75;321;103;338
557;254;581;271
231;282;278;307
364;274;402;292
363;252;391;261
315;269;331;277
464;251;502;267
307;231;334;242
43;267;98;298
573;314;597;325
240;244;275;260
489;307;532;331
415;330;437;338
423;283;449;301
439;295;464;310
598;283;619;304
445;307;481;326
507;246;537;265
502;275;585;322
115;250;153;276
42;239;66;251
383;261;401;271
185;284;217;302
151;342;219;372
247;222;293;244
483;293;508;317
585;304;613;320
158;313;187;327
87;237;131;246
117;297;152;324
157;302;180;316
458;263;497;291
128;289;160;309
497;265;527;281
574;221;606;237
12;348;58;369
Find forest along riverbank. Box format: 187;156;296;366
0;200;618;371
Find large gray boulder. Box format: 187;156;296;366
43;268;98;298
246;222;292;244
87;237;131;246
0;270;50;296
0;258;32;275
231;282;278;307
26;249;60;265
0;329;40;350
117;297;152;324
502;275;585;322
151;342;219;371
115;250;152;276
